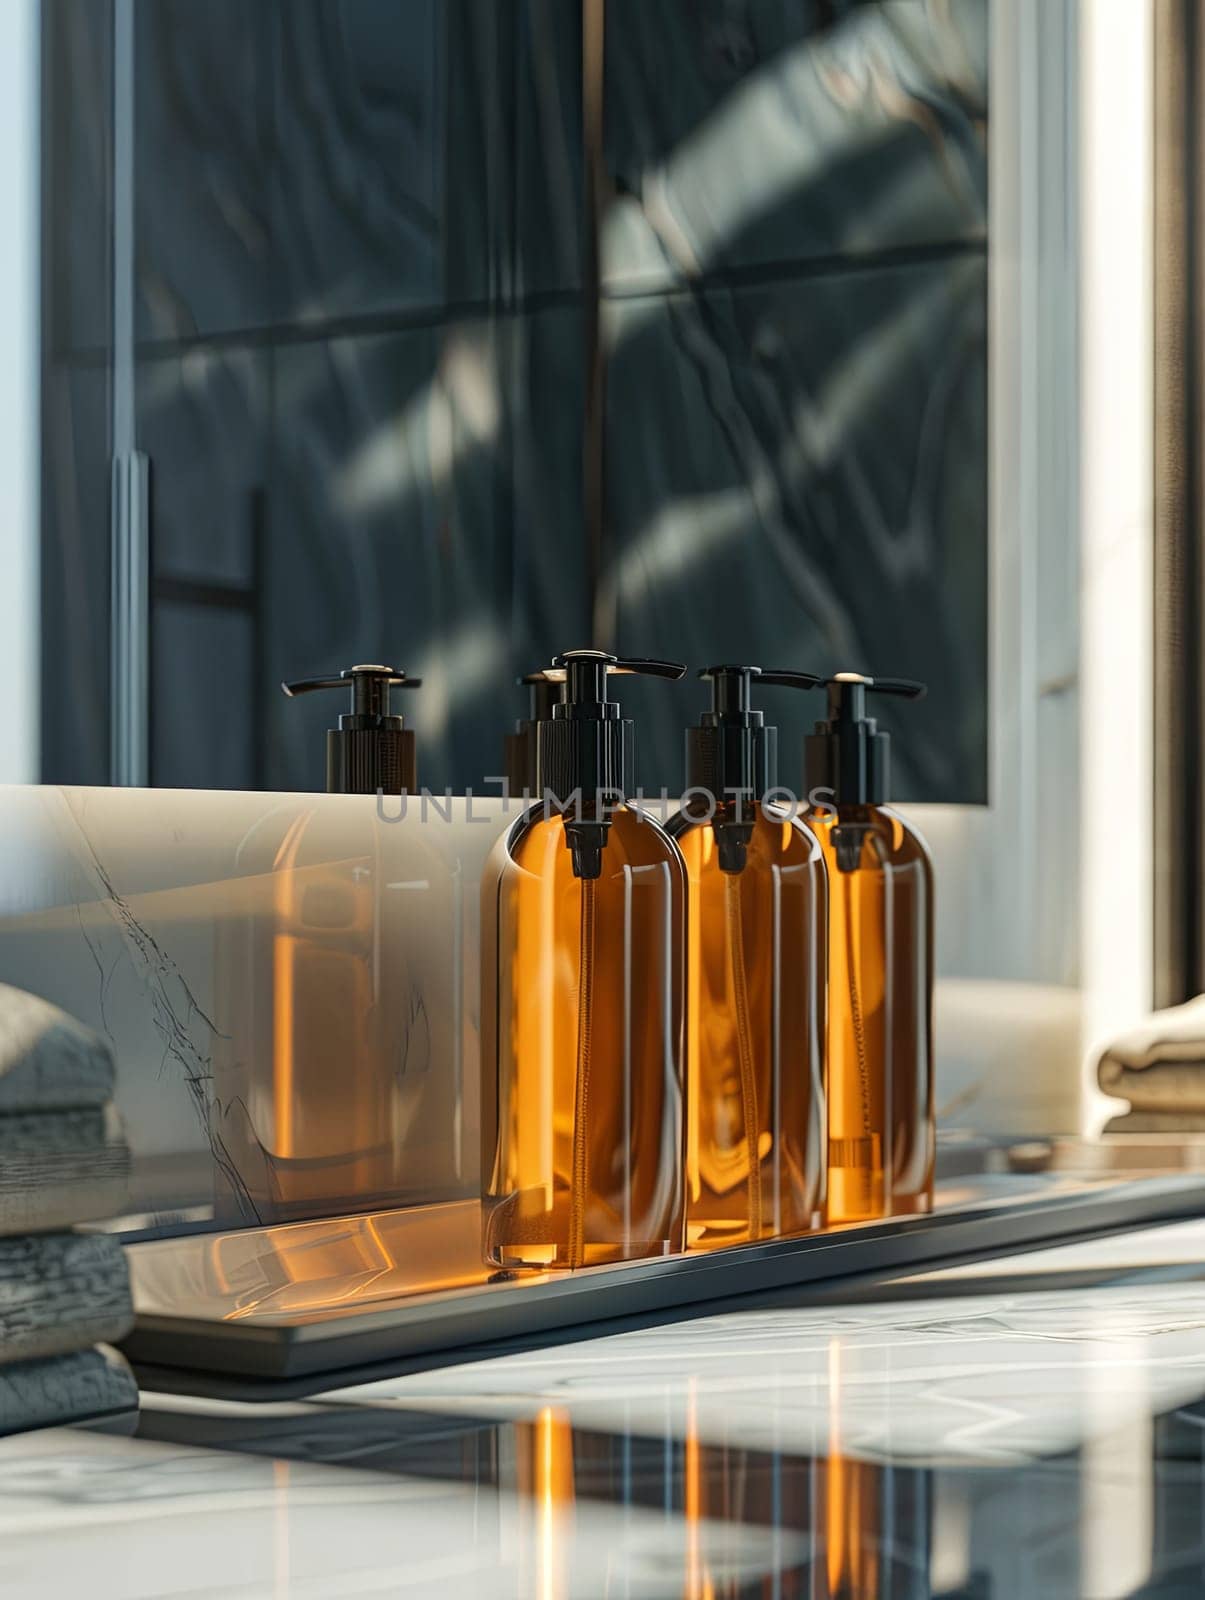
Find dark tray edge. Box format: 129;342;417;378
121;1175;1205;1396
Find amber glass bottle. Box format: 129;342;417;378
804;674;934;1224
669;666;827;1247
482;650;688;1269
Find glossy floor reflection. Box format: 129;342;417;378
14;1221;1205;1596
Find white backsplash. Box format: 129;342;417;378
0;785;514;1231
0;784;1082;1237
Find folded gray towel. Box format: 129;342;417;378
0;1144;131;1238
0;1109;130;1237
0;1109;107;1153
0;1346;138;1437
0;985;114;1113
0;1233;132;1366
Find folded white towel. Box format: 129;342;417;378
1098;994;1205;1112
0;1346;137;1438
0;985;114;1113
0;1233;132;1366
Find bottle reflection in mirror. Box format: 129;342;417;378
504;671;565;798
214;668;462;1221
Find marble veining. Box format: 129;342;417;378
606;257;987;802
603;0;988;294
320;1279;1205;1470
0;785;501;1234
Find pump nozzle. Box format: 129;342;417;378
281;663;421;795
803;669;927;814
685;665;821;872
821;670;924;720
758;669;831;691
545;650;685;697
538;649;686;878
522;670;565;718
504;671;564;796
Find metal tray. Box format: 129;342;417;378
122;1169;1205;1395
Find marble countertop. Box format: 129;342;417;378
9;1220;1205;1598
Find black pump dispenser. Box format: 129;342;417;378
804;672;926;806
282;664;422;795
536;648;686;880
504;671;563;797
685;665;822;873
804;671;926;871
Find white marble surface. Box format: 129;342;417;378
324;1275;1205;1468
0;1427;801;1599
0;783;1092;1244
0;784;504;1230
9;1222;1205;1596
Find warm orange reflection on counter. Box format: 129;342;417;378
818;1337;938;1600
514;1408;576;1600
160;1202;493;1322
825;1339;876;1600
684;1381;718;1600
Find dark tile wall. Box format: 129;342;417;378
601;0;988;800
134;0;274;344
42;0;112;786
602;0;988;289
265;314;584;789
42;0;988;802
608;259;988;800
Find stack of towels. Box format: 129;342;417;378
1098;994;1205;1131
0;983;137;1435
